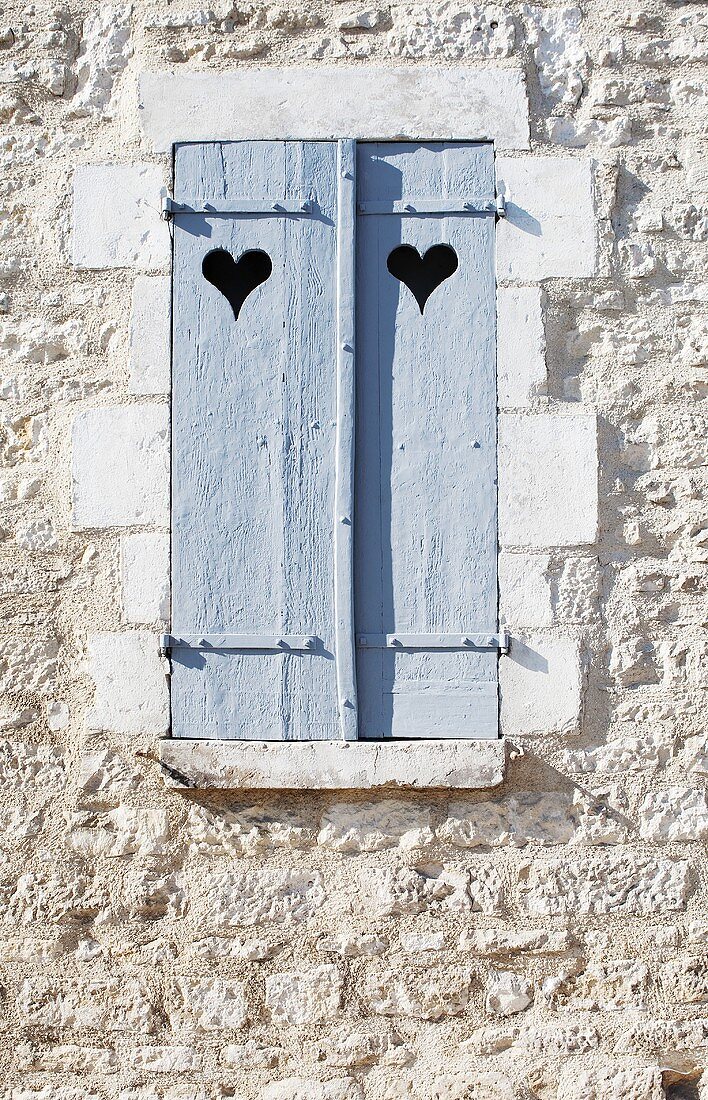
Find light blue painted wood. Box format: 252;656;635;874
334;140;358;740
354;142;498;739
171;141;339;740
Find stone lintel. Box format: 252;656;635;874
158;737;506;791
138;67;530;151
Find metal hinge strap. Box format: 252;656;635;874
356;632;510;652
357;196;506;217
159;633;317;655
161;197;312;220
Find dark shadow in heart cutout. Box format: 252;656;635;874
202;248;272;320
387;244;458;314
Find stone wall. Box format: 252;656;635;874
0;2;707;1099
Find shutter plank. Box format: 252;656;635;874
355;142;498;739
171;141;339;740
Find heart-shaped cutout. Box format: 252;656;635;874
387;244;458;314
202;248;272;320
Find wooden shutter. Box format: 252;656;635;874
354;142;499;739
170;141;340;740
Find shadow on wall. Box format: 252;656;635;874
508;637;549;675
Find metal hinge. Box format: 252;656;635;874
159;633;317;656
357;197;503;216
161;194;506;220
356;632;510;652
161;196;312;220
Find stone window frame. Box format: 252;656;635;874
71;66;599;790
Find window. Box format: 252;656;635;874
165;140;502;742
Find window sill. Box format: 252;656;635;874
158;737;506;791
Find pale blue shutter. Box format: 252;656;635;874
354;142;499;738
169;141;340;739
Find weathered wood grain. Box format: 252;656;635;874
354;142;498;739
171;141;339;739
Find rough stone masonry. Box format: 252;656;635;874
0;1;706;1099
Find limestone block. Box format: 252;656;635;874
124;869;187;920
441;790;625;848
522;5;589;106
206;869;325;926
69;5;133;118
556;1065;663;1100
366;961;473;1019
187;803;313;856
501;635;582;736
387;5;515;59
128;276;171;395
551;555;600;623
121;533;170;623
138;68;530;150
85;633;168;735
639;787;708;842
158;737;506;790
317;933;388;958
662;956;708;1004
0;636;58;696
486;970;533;1015
263;1080;362;1100
518;854;692;916
67;807;170;857
170;977;248;1031
497;286;546;408
17;976;153;1030
373;864;503;916
222;1040;281;1068
304;1028;411;1068
680;734;708;776
72;164;169;270
499;552;553;628
0;866;109;923
126;1046;200;1072
399;931;445;953
72;405;169;529
460;929;574;956
0;317;87;365
318;801;433;851
0;741;65;792
76;749;142;806
191;936;275;961
564;733;673;774
498;413;598;547
265;965;342;1025
496;156;596;279
20;1046;120;1073
516;1022;600;1057
540;959;649;1012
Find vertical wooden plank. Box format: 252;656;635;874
334;140;358;740
354;142;498;739
170;141;339;740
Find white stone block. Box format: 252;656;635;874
121;533;170;624
501;634;581;736
72;164;170;270
159;738;507;791
498;413;598;547
72;405;169;529
129;276;171;394
499;552;553;628
497;286;546;407
496;156;596;279
138;68;530;151
86;632;169;735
